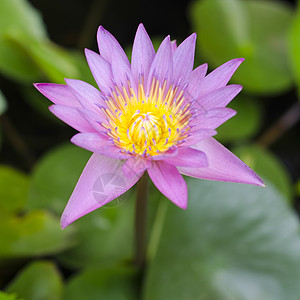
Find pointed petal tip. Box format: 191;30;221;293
255;175;265;187
97;25;105;33
60;213;70;229
177;199;188;210
33;82;46;93
189;32;197;41
137;23;146;31
231;84;243;92
233;57;245;65
84;48;92;56
48;104;55;113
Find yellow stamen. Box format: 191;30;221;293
104;78;192;156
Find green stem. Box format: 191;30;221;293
135;173;149;269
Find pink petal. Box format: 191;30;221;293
147;35;173;93
148;161;188;209
111;52;136;93
84;49;114;95
170;40;177;54
150;148;178;161
181;128;217;147
61;153;143;228
186;63;208;98
178;137;265;186
122;156;150;178
65;79;104;114
49;105;96;133
97;26;130;66
131;23;155;85
71;133;129;159
191;108;236;130
197;58;244;98
197;84;242;110
173;33;196;85
78;108;107;134
163;147;208;167
34;83;80;107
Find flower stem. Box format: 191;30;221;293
135;173;149;269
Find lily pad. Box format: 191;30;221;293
64;266;137;300
0;210;74;259
217;96;261;143
288;4;300;96
190;0;293;94
5;261;63;300
0;166;29;215
0;0;46;81
57;195;135;269
233;144;292;202
0;291;21;300
28;144;90;214
143;179;300;300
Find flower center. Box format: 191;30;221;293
102;78;192;157
128;112;162;147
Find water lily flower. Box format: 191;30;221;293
35;24;264;229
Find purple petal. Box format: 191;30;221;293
85;49;114;95
173;33;196;85
178;137;265;186
131;24;155;85
191;108;236;130
197;84;242;110
170;40;177;54
71;133;129;159
182;129;217;147
111;52;136;93
148;161;188;209
150;148;178;161
34;83;80;107
122;156;150;178
187;63;208;98
78;108;107;134
49;105;96;133
97;26;130;66
196;58;244;98
147;35;173;93
61;153;142;228
65;79;105;114
163;147;208;167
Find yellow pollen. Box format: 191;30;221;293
103;78;192;156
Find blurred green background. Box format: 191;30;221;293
1;0;300;299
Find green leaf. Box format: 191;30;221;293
216;96;262;143
0;0;46;40
64;266;137;300
288;3;300;95
0;166;29;215
0;291;21;300
0;90;8;115
57;198;134;269
0;0;47;81
190;0;293;94
233;144;292;202
0;211;74;259
0;0;80;83
144;180;300;300
21;85;55;120
5;261;63;300
28;143;134;268
28;144;90;214
7;32;80;84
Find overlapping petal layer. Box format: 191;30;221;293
35;24;264;228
